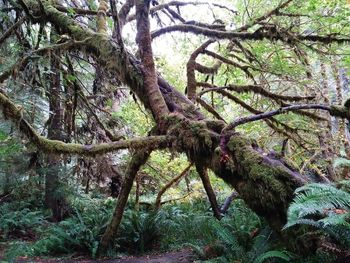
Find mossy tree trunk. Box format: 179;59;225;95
45;38;65;222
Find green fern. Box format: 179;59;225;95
285;183;350;229
333;157;350;169
285;183;350;249
253;250;292;263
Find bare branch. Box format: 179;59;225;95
236;0;293;31
126;1;237;23
155;162;193;209
223;104;350;134
196;97;226;122
187;39;215;101
151;24;350;44
118;0;135;28
0;16;27;45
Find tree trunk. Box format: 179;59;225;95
196;163;222;220
98;149;151;255
135;0;169;121
45;40;65;221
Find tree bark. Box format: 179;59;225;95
45;37;65;222
98;149;151;255
196;163;222;220
135;0;169;121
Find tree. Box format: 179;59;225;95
0;0;349;255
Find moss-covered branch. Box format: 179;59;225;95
197;82;315;102
0;91;170;155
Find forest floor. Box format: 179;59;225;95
0;245;196;263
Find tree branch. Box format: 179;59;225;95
197;82;315;102
187;39;215;101
151;24;350;44
155;162;192;209
135;0;169;120
0;90;170;155
236;0;293;32
223;104;350;134
0;16;27;45
126;1;237;23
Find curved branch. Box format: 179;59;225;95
195;62;221;74
217;90;311;147
236;0;293;32
0;90;170;155
187;39;215;101
223;104;350;134
196;97;226;122
126;1;237;23
202;50;253;79
0;16;27;45
155;162;193;209
118;0;135;28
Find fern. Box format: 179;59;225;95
0;207;45;239
285;183;350;229
285;182;350;250
253;250;292;263
333;157;350;169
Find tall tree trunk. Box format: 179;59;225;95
45;39;65;221
319;63;336;180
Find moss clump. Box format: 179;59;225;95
165;113;214;158
222;133;304;230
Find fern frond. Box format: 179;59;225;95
253;250;292;263
333;157;350;169
285;183;350;233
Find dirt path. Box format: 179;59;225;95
3;249;196;263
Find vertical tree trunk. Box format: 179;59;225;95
135;173;140;209
45;39;65;221
319;63;336;180
332;61;349;179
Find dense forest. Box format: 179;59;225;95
0;0;350;262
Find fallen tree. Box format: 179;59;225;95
1;0;349;256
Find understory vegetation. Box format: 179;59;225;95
0;174;349;262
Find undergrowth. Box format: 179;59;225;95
1;185;346;263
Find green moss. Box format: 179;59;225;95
225;134;297;214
